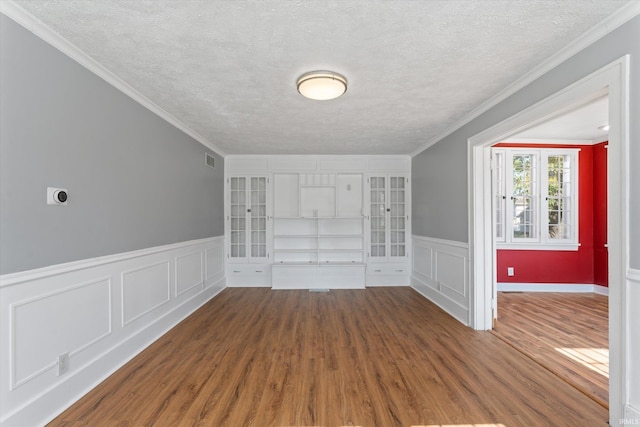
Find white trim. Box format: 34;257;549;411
411;278;469;325
496;244;579;251
494;147;580;247
501;138;598;145
0;1;225;158
623;404;640;426
0;236;224;288
468;55;629;426
225;154;412;174
627;268;640;282
497;282;609;295
411;1;640;157
411;235;469;249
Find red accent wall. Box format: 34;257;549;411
495;142;608;286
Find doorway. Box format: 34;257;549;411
468;56;629;425
489;97;610;406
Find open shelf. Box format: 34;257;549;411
272;216;365;265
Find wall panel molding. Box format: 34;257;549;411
205;245;224;283
411;236;469;325
121;261;171;326
10;277;112;390
175;251;204;297
628;268;640;282
0;236;225;427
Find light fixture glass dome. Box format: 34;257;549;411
297;71;347;100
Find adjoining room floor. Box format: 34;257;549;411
50;288;608;426
492;292;609;408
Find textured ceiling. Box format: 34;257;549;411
12;0;630;155
511;96;609;142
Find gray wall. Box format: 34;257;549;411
0;14;225;275
412;15;640;269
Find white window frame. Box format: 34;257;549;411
492;147;580;251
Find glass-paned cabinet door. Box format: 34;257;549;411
368;175;409;262
229;177;247;260
389;177;406;257
250;177;267;260
370;177;386;259
227;176;269;263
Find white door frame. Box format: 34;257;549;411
468;56;629;424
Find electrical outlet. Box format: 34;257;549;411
57;353;69;376
507;267;515;277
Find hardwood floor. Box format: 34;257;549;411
50;288;608;426
492;292;609;408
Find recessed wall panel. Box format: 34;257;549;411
436;251;466;296
206;244;224;280
413;245;433;279
176;252;203;296
11;278;111;388
122;262;170;325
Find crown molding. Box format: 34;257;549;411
0;1;226;158
500;138;601;146
411;1;640;157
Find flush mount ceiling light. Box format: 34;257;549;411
598;124;610;131
297;71;347;100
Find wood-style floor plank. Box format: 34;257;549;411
492;291;609;408
50;288;608;426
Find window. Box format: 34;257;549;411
492;148;579;250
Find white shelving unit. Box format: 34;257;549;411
271;173;365;289
224;155;411;289
273;217;364;265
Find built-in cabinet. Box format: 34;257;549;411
226;176;271;286
366;174;411;285
225;156;410;289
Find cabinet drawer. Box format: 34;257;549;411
366;263;410;286
226;264;271;287
227;264;270;275
367;263;409;275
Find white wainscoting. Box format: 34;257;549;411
0;236;225;427
411;236;470;326
627;268;640;427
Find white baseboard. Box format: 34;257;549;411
411;277;469;326
0;236;225;427
623;404;640;426
497;282;609;295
